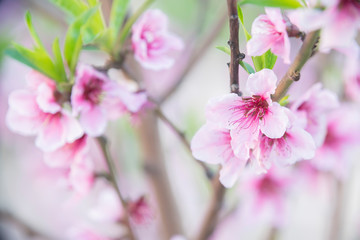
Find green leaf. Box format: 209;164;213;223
279;95;290;106
110;0;130;45
52;38;67;82
239;0;303;9
6;44;61;82
48;0;88;17
118;0;155;48
216;46;255;74
64;6;98;75
25;11;47;52
264;50;277;69
237;4;251;41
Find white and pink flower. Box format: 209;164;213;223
71;65;147;136
253;109;316;170
6;71;83;152
289;0;360;52
132;9;184;70
247;8;291;63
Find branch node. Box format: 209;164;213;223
290;71;301;81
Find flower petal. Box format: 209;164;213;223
246;69;277;97
79;107;107;137
260;103;288;138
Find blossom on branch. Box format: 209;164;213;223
247;8;291;63
132;9;184;70
71;65;148;137
6;71;83;152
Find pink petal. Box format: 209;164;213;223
230;126;258;160
247;34;275;57
265;8;286;33
36;82;61;114
271;33;291;64
246;69;277;97
285;127;316;162
61;111;84;143
6;109;43;135
8;90;39;116
288;8;326;32
260;103;288;138
79;107;107;137
219;156;247;188
69;155;94;195
191;123;234;165
205;93;242;128
35;114;66;152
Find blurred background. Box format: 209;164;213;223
1;0;360;240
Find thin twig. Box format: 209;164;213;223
96;136;137;240
329;178;344;240
266;227;279;240
0;211;50;239
271;30;320;102
159;8;228;103
155;108;214;179
227;0;242;94
195;173;226;240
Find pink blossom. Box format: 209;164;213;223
6;71;83;152
71;65;148;136
247;8;291;63
311;105;360;179
132;9;184;70
43;135;88;168
68;227;111;240
253;109;316;170
241;167;294;226
291;83;339;147
68;152;95;195
88;185;124;222
191;123;247;188
128;196;153;224
206;69;289;159
289;0;360;51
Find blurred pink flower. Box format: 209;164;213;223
128;196;153;225
247;8;290;63
241;167;294;226
132;9;184;70
6;71;83;152
88;184;124;222
43;135;88;168
71;65;148;136
289;0;360;51
68;152;95;195
206;69;288;159
253;108;316;170
291;83;339;147
68;227;111;240
191;123;247;188
311;105;360;179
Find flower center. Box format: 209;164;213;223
339;0;360;10
83;77;104;105
258;175;280;195
231;95;269;129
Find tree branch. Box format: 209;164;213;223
227;0;242;94
155;108;214;179
96;136;137;240
159;8;227;103
271;30;320;102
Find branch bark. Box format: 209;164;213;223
96;136;136;240
329;179;344;240
227;0;241;94
155;108;213;179
136;110;184;239
271;30;320;102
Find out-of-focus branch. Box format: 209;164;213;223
195;173;226;240
96;136;136;240
266;227;279;240
155;108;213;179
271;30;320;102
159;8;227;103
0;211;50;239
329;179;344;240
136;111;184;239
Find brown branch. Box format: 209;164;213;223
271;30;320;102
329;178;344;240
227;0;242;94
266;227;279;240
195;173;226;240
155;108;214;179
136;110;184;239
0;211;50;239
96;136;137;240
159;8;228;103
